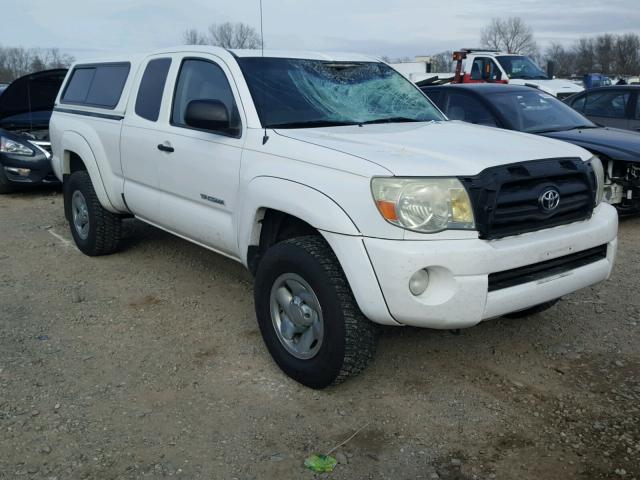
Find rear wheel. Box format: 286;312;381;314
64;170;122;256
503;299;560;319
254;236;378;389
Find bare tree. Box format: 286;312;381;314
572;37;596;75
182;22;261;49
182;28;208;45
430;51;454;72
0;46;74;83
595;33;615;74
480;17;538;56
545;42;575;77
615;33;640;75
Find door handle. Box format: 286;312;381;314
157;143;174;153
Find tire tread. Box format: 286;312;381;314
281;236;377;385
67;171;122;256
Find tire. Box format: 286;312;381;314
254;235;378;389
0;167;15;194
503;299;560;319
64;170;122;256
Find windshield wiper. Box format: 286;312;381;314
266;120;359;129
531;125;595;134
358;117;422;125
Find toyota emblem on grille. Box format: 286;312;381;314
539;188;561;212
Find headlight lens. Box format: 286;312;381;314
0;136;34;156
371;177;475;233
589;156;604;206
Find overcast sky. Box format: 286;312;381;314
1;0;639;61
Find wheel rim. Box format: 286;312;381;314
269;273;324;360
71;190;90;240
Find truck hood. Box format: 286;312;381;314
508;78;583;96
0;69;67;126
275;121;591;176
540;126;640;163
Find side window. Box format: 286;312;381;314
470;58;501;81
446;92;498;126
135;58;172;122
635;94;640;120
584;91;630;118
171;59;241;136
62;63;130;109
570;95;586;113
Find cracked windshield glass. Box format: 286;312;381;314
238;58;444;128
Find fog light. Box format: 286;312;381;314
409;269;429;296
5;167;31;177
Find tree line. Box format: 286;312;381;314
0;46;74;83
546;34;640;77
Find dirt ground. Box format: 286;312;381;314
1;188;638;480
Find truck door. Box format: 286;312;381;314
154;55;245;257
121;55;174;222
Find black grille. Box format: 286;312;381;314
488;244;607;291
460;158;596;239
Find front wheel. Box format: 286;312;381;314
254;236;378;389
64;170;122;256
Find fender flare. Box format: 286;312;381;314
238;176;360;265
61;131;117;212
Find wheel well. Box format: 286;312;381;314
247;209;319;275
67;151;86;174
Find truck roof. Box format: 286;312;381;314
71;46;378;66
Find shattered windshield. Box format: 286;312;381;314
237;58;444;128
496;55;548;80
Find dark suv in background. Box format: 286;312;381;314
564;86;640;132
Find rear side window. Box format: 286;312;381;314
584;91;630;118
61;63;130;109
135;58;172;121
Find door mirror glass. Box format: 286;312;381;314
185;99;232;132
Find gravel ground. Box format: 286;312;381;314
1;189;639;480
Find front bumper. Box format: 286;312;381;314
1;151;58;185
359;203;618;329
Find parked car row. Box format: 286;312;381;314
0;48;630;388
422;84;640;212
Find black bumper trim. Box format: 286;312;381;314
488;244;608;292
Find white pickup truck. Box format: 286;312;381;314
50;47;618;388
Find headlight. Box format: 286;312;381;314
371;177;475;233
0;136;34;156
588;156;604;206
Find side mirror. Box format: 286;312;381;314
185;99;232;132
